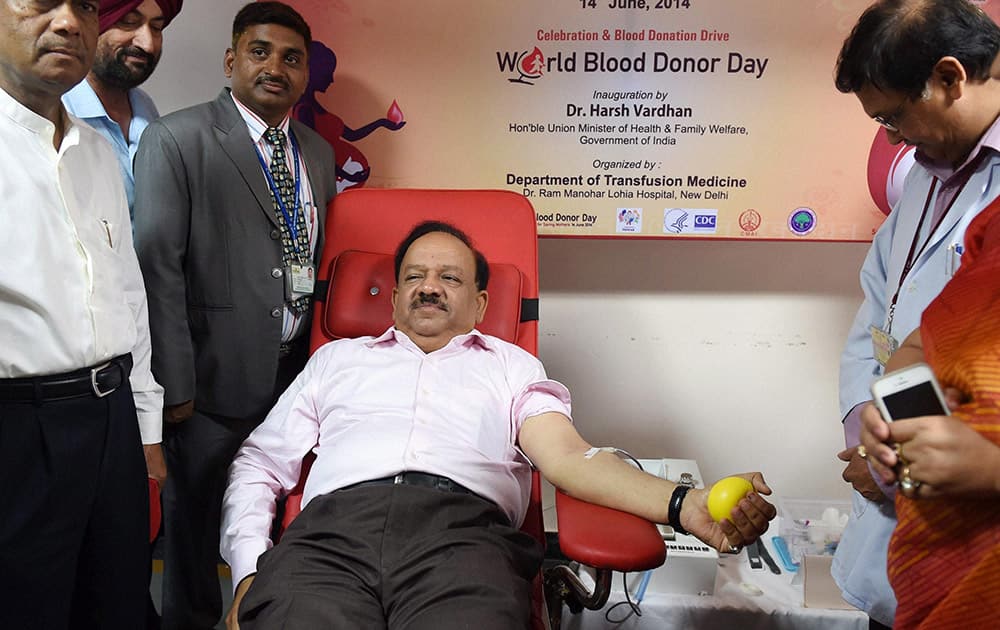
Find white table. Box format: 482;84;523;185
542;467;866;630
559;539;867;630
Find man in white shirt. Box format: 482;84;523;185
0;1;164;628
63;4;183;627
221;221;777;630
62;0;183;218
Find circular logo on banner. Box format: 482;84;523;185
739;209;761;232
663;208;689;234
788;207;816;236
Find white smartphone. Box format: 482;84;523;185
870;362;950;422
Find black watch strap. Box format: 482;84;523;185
668;485;690;535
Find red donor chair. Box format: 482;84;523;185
280;188;665;628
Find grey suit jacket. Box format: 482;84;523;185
133;89;336;419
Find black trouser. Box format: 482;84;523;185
161;344;307;630
239;484;543;630
160;408;258;630
0;382;148;629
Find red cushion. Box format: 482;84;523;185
322;250;523;344
323;251;394;340
480;264;523;343
555;490;666;571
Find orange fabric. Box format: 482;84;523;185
888;196;1000;629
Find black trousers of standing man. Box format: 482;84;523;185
0;355;149;630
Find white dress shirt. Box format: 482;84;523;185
221;327;572;587
0;86;163;444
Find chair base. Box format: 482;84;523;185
544;564;613;629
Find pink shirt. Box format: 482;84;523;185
221;327;572;586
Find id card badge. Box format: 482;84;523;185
870;325;899;367
946;243;965;277
285;263;315;297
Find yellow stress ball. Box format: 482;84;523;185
707;476;754;522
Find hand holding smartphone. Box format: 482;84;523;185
870;363;950;422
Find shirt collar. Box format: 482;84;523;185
62;78;108;120
366;326;494;353
916;114;1000;182
0;85;79;150
229;91;290;144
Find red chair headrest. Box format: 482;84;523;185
322;250;524;344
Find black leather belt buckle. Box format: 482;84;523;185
88;356;129;399
0;354;130;403
90;361;116;398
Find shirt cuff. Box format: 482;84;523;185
138;410;162;444
842;402;865;449
228;540;270;593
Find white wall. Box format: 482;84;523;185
538;239;867;500
147;0;868;502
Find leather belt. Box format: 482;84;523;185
340;472;475;497
0;354;133;403
278;340;305;358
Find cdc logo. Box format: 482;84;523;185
662;208;718;235
693;214;717;231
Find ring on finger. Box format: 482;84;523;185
900;464;910;481
899;466;922;497
857;445;867;459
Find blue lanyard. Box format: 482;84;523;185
254;131;304;248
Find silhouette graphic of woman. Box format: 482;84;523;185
294;41;406;192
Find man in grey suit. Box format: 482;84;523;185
132;3;336;628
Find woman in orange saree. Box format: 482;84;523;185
860;195;1000;629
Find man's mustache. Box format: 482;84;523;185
117;46;154;65
411;293;448;311
257;73;289;89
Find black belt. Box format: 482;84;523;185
0;354;133;403
278;339;306;358
340;472;475;496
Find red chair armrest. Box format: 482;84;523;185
554;490;665;572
